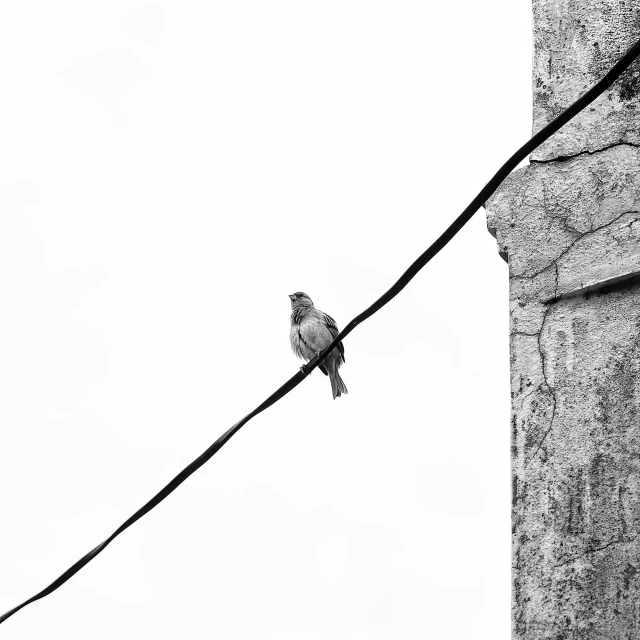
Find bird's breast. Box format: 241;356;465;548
298;316;332;353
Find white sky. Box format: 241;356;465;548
0;1;530;638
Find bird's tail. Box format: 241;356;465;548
330;369;348;400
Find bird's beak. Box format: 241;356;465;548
288;294;295;300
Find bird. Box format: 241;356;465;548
289;292;348;399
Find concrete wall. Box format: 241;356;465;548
532;0;640;161
485;1;640;637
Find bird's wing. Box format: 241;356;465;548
322;312;345;363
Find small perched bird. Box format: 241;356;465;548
289;292;348;399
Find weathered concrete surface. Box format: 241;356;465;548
488;144;640;290
488;2;640;635
532;0;640;161
487;143;640;636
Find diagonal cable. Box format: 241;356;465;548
2;36;639;627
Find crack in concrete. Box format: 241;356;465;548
511;210;640;466
544;211;640;303
513;209;640;282
525;303;557;467
555;531;640;568
543;182;584;237
520;383;544;409
518;211;639;465
531;141;640;165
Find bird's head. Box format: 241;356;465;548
289;292;314;310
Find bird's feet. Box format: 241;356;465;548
301;351;323;376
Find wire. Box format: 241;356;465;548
2;36;639;627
